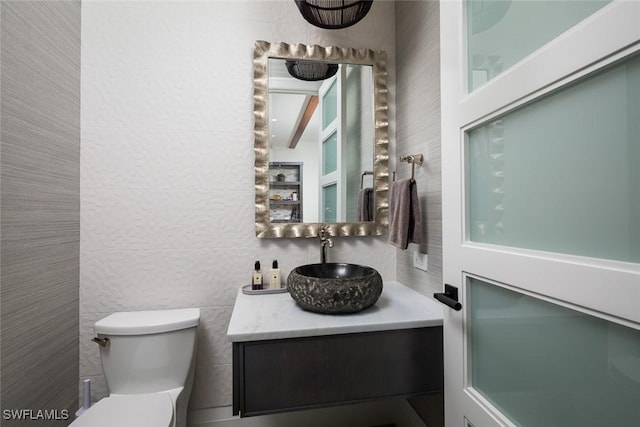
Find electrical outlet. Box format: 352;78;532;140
413;251;428;271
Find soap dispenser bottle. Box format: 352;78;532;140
252;261;263;290
270;260;281;289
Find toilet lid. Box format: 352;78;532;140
69;393;173;427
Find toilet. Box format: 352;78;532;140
70;308;200;427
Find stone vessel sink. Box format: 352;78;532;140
287;263;383;314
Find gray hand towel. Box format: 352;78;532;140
388;179;422;249
357;187;374;221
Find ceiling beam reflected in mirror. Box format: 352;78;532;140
289;95;318;149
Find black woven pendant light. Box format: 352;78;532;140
294;0;373;30
286;60;339;81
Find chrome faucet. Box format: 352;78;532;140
318;225;334;263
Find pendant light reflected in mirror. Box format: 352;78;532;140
294;0;373;30
285;60;339;81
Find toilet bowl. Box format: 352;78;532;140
70;308;200;427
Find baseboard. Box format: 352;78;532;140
188;399;428;427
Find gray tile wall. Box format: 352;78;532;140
0;1;81;424
395;0;443;297
395;4;444;423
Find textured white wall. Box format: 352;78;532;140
80;0;396;410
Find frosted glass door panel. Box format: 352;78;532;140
470;278;640;427
467;0;610;91
323;131;338;175
468;54;640;262
322;184;337;222
322;80;337;129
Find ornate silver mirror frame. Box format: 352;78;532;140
254;40;389;238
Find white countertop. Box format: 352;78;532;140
227;281;443;342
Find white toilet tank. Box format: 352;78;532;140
95;308;200;395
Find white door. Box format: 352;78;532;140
441;1;640;426
318;65;347;222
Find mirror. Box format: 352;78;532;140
254;41;389;238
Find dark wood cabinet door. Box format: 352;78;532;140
233;327;443;417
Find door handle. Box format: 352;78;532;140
434;284;462;311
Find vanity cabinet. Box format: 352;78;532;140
232;326;443;417
269;162;302;223
227;281;445;418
